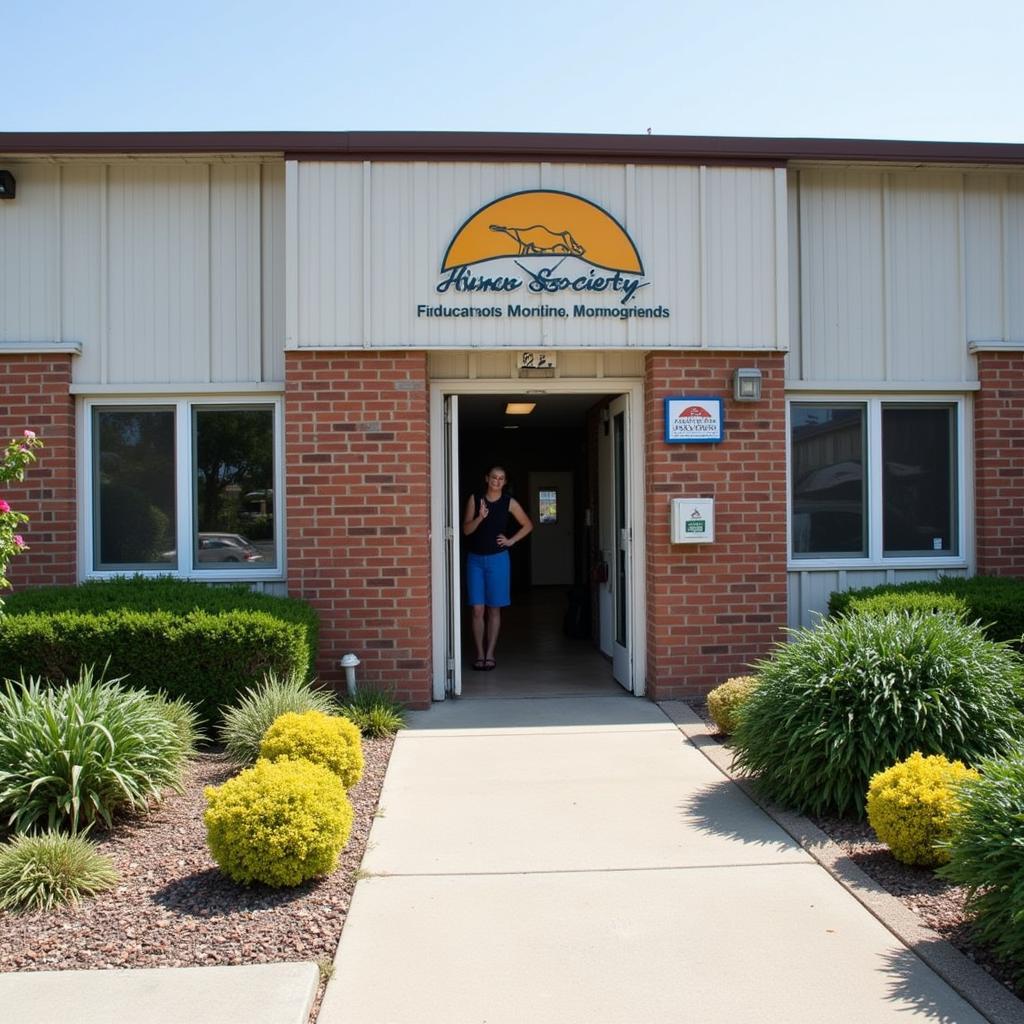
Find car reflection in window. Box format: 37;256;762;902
197;533;263;563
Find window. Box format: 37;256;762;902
791;405;866;557
194;407;276;569
93;408;177;569
790;399;961;562
881;406;957;556
88;400;281;576
538;489;558;524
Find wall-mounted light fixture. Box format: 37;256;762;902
505;402;536;415
0;171;15;200
732;367;762;402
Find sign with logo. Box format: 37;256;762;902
685;514;707;534
417;190;670;322
664;397;723;443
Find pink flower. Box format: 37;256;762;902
23;430;35;440
0;499;9;514
12;535;25;549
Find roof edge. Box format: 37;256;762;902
1;131;1023;165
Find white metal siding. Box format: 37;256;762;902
704;167;780;347
261;163;286;383
291;161;787;350
791;168;1024;386
963;174;1005;344
62;165;104;380
886;173;965;381
0;163;60;343
1007;176;1024;340
787;566;970;630
797;170;887;381
210;163;262;383
107;163;211;384
0;159;285;387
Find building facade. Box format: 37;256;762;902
1;132;1021;708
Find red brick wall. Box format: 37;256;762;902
644;352;788;699
0;355;77;595
285;352;432;707
975;351;1024;575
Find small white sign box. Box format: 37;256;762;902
671;498;715;544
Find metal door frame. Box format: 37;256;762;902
429;378;646;700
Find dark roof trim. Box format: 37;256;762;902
2;131;1024;166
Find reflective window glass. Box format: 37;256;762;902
193;407;276;569
791;405;866;557
882;405;957;556
93;408;177;568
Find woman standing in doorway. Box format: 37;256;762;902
463;465;533;671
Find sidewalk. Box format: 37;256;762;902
0;961;319;1024
319;695;994;1024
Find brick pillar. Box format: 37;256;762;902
644;352;788;699
975;350;1024;576
0;354;77;594
285;352;432;707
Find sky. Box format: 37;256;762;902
6;0;1024;142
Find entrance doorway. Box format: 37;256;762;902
429;382;646;700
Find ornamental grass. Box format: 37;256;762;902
0;665;196;835
731;611;1024;818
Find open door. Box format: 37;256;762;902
444;395;462;697
599;394;633;691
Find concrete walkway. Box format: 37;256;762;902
319;695;991;1024
0;961;319;1024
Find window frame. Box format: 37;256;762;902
80;396;285;581
786;394;970;570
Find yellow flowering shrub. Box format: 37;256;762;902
259;710;364;789
866;752;979;867
707;675;759;735
204;758;353;887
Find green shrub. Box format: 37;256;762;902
731;612;1024;818
204;758;353;888
0;832;118;912
706;676;759;735
0;608;310;729
338;688;406;738
0;666;193;834
2;577;318;670
845;591;969;620
940;751;1024;983
866;752;978;867
829;576;1024;649
260;711;364;789
219;671;339;766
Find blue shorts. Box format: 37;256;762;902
466;551;511;608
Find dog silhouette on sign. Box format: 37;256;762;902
489;224;585;257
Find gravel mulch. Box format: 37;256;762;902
683;699;1022;1000
0;736;395;1021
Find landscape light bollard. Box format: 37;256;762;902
340;653;360;697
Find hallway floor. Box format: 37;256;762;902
459;585;624;698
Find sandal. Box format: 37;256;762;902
472;658;487;671
483;658;496;671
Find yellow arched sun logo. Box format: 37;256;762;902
442;190;644;275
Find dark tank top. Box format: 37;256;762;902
468;492;511;556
